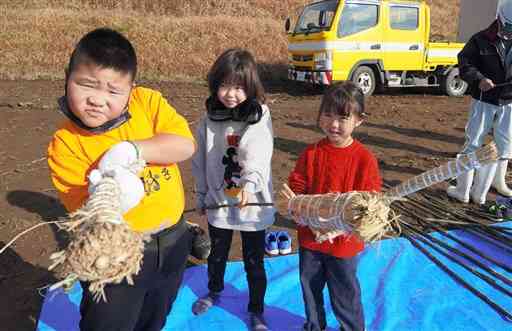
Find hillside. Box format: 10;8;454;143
1;0;460;81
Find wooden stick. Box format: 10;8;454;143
183;202;274;215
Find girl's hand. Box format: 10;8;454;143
289;210;301;224
196;207;206;216
280;184;300;223
237;189;249;208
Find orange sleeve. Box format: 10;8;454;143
141;89;194;140
47;134;91;212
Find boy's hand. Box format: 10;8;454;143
196;207;206;216
98;141;142;174
479;78;495;92
89;167;145;214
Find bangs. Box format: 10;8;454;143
320;98;359;118
221;69;247;88
207;48;265;103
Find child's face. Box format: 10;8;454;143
66;63;133;128
217;83;247;109
318;112;362;147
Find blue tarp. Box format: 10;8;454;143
37;223;512;331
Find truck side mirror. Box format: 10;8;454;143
319;10;326;27
285;18;291;32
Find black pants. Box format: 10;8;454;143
207;224;267;314
79;218;192;331
300;248;364;331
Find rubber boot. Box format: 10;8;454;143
446;169;474;203
470;162;498;205
492;159;512;197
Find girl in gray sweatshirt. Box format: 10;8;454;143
191;48;274;331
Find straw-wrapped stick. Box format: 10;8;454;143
282;185;396;243
385;142;499;199
49;173;145;302
282;142;499;243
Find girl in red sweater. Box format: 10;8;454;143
288;82;381;331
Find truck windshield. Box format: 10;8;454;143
294;0;338;34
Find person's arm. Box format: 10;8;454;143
191;118;208;214
288;149;309;195
133;133;195;165
137;90;196;164
458;35;490;88
100;89;196;168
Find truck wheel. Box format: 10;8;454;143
352;66;376;96
441;67;468;97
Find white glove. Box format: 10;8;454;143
89;166;145;214
98;141;142;174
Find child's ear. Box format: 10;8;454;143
355;118;363;127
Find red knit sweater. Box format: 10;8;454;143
288;138;382;258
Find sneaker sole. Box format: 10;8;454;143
265;249;279;255
279;247;292;255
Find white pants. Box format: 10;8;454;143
461;99;512;158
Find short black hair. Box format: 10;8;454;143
67;28;137;79
207;48;265;103
317;81;367;125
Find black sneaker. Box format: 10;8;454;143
187;222;211;260
250;313;269;331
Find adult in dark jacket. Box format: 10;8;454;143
447;0;512;204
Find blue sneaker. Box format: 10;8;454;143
277;231;292;255
265;231;279;255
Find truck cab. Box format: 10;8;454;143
286;0;468;96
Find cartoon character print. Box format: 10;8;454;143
223;133;243;198
142;167;173;195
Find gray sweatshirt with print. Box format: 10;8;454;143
191;105;275;231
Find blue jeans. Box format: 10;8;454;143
300;248;364;331
462;99;512;158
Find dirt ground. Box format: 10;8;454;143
0;79;473;331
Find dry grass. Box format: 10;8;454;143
1;0;459;81
427;0;461;41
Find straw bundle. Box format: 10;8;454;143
282;142;499;243
49;175;145;302
282;187;396;242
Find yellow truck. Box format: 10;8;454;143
286;0;468;96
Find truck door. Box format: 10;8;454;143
382;3;425;70
334;1;384;81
